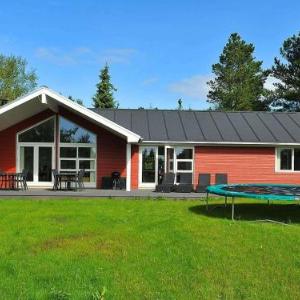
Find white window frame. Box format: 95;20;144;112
139;145;194;188
58;117;97;187
16;116;56;186
275;147;300;172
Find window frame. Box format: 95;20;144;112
139;145;194;188
276;147;300;172
58;117;97;186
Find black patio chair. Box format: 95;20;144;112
215;173;228;206
52;169;59;190
174;173;194;193
215;173;228;185
111;171;121;190
196;173;211;193
155;172;175;193
15;169;28;190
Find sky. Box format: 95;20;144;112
0;0;299;109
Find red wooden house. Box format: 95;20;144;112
0;87;299;190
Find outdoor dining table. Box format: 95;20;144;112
0;173;21;190
55;172;78;190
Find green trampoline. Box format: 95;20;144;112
206;184;300;221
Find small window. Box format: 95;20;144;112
280;149;292;170
60;147;77;158
176;148;193;159
60;160;76;170
294;149;300;171
177;161;192;171
78;147;96;158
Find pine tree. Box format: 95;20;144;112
207;33;268;111
93;64;117;108
270;32;300;111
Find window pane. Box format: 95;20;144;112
78;147;96;158
19;118;54;142
176;148;193;159
294;149;300;171
177;161;192;171
60;147;77;158
83;171;96;183
142;147;156;183
60;117;96;143
60;160;76;169
280;149;292;170
38;147;52;182
79;160;95;170
20;146;34;181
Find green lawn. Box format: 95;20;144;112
0;198;300;299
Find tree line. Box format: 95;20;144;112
207;32;300;112
0;31;299;111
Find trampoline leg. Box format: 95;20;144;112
206;192;209;211
225;196;227;207
268;200;270;206
231;197;235;221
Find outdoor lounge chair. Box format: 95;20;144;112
215;173;228;206
215;173;228;185
196;173;211;193
155;172;175;193
174;173;194;193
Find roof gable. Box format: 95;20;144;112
0;87;141;143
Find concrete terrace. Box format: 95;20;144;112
0;189;208;199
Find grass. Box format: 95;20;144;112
0;197;300;299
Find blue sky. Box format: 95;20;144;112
0;0;299;109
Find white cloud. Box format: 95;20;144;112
142;77;159;86
101;48;137;64
168;74;212;100
35;47;137;66
264;76;281;91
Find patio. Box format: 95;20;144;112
0;188;207;199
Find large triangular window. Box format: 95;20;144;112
18;118;55;142
60;117;96;144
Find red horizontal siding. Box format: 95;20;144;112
194;146;300;185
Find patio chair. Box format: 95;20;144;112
215;173;228;185
111;171;121;190
215;173;228;206
52;169;59;190
15;169;28;190
174;173;194;193
77;169;85;190
155;172;175;193
196;173;211;193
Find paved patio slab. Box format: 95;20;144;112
0;189;208;199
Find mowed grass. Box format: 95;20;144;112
0;198;300;299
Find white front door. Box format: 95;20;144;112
18;144;55;186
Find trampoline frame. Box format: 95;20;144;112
206;184;300;221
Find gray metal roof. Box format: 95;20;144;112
90;108;300;144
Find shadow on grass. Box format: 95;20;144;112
189;202;300;223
